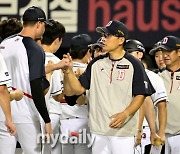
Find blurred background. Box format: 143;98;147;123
0;0;180;67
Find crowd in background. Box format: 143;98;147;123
0;6;180;154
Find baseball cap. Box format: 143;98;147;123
149;36;180;55
70;34;92;50
22;6;52;26
88;37;103;50
125;39;145;53
96;20;128;39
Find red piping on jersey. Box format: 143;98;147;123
110;61;116;84
169;72;174;93
12;87;32;99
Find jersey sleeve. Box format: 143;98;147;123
50;70;63;96
23;38;45;81
78;62;91;89
0;53;12;86
147;71;168;105
127;55;155;96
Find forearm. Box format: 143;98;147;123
144;96;156;133
157;101;167;135
64;69;85;96
30;78;50;123
0;85;12;121
123;95;145;117
138;103;145;131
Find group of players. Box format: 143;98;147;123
0;6;180;154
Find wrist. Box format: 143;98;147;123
137;128;142;133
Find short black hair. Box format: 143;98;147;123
0;18;22;40
41;19;65;45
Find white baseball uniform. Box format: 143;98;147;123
159;69;180;154
60;62;91;154
0;35;48;154
42;52;63;154
135;69;168;154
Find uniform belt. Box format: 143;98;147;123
65;117;79;120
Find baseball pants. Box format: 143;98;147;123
0;121;41;154
165;134;180;154
60;118;91;154
91;133;135;154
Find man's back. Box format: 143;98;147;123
0;35;45;123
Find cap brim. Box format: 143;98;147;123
96;27;110;34
149;46;160;55
44;20;53;26
149;45;172;55
89;43;102;50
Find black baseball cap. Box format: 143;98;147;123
149;42;161;56
22;6;52;26
96;20;128;39
70;34;92;50
149;36;180;55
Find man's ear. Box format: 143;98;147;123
118;37;125;45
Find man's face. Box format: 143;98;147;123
154;50;166;69
101;33;124;52
162;49;180;67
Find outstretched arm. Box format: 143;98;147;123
63;53;86;96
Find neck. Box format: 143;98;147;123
109;47;126;60
167;58;180;72
42;44;53;53
19;27;35;40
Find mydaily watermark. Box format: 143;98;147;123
37;129;91;147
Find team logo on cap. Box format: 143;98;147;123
117;30;124;36
106;21;112;26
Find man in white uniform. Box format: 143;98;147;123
0;52;16;136
151;36;180;154
61;34;92;154
0;6;52;154
125;39;168;154
41;19;66;154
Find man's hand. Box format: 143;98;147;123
109;111;129;128
5;119;16;136
45;122;52;142
150;131;161;145
134;129;142;147
10;89;24;101
62;53;73;73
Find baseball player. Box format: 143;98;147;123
60;34;92;154
62;20;155;154
125;39;168;154
149;42;166;73
0;6;52;154
89;37;107;58
151;36;180;154
0;52;16;136
40;19;66;154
